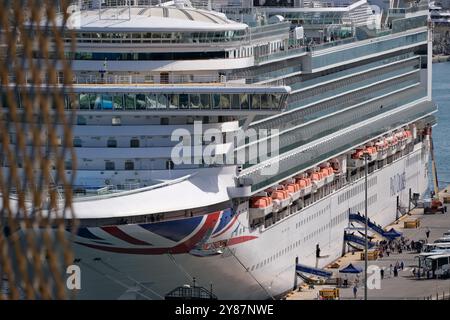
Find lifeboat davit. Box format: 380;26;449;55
295;175;312;196
271;189;291;212
375;139;388;160
348;148;365;168
249;194;273;219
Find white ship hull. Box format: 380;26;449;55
69;143;429;300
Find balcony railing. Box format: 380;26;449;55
240;100;436;192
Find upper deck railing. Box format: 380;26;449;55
388;4;429;15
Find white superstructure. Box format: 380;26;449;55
2;0;436;299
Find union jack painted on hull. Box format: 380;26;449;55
75;208;258;255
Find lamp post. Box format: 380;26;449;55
363;152;369;300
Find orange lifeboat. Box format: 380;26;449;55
364;146;378;161
319;164;335;184
295;176;312;196
404;130;413;144
271;189;291;211
386;135;398;156
348;148;365;168
311;170;325;189
395;131;407;151
284;182;301;201
249;196;273;218
375;139;388;160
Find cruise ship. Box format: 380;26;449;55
3;0;436;299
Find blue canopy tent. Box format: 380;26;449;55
339;263;362;274
384;228;402;238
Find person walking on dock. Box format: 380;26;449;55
380;268;384;280
353;285;358;299
400;261;404;270
389;264;393;277
425;228;430;241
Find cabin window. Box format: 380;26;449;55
77;115;87;125
130;139;140;148
166;160;174;170
125;160;134;170
73;138;82;147
64;161;72;170
105;161;115;171
107;139;117;148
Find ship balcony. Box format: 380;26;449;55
307;28;428;72
237;100;437;194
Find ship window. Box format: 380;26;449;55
124;94;136;110
251;95;261;109
261;94;271;109
65;161;72;170
146;94;157;109
105;161;115;171
160;118;169;125
179;94;189;109
239;94;249;109
166;160;174;170
160;73;169;84
200;94;211;109
101;94;113;110
113;95;123;110
92;94;101;109
77;115;87;125
168;94;179;109
157;94;168;109
125;160;134;170
73;138;82;147
79;94;90;109
130;139;140;148
213;94;230;109
136;94;146;110
231;94;240;109
190;94;201;109
107;139;117;148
